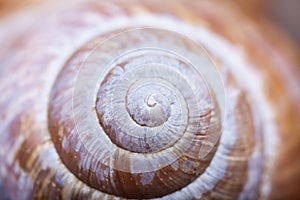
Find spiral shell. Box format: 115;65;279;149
47;28;225;199
0;0;300;199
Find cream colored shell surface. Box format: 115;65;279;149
0;0;300;199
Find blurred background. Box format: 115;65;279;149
0;0;300;50
240;0;300;49
266;0;300;48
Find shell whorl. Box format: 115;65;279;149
48;29;223;198
0;0;300;199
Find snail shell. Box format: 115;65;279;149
0;0;300;199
